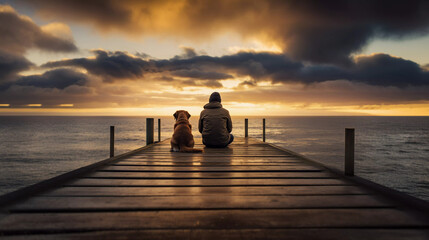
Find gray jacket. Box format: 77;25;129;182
198;102;232;146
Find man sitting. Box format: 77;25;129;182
198;92;234;147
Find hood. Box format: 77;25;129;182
204;101;222;109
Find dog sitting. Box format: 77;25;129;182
170;110;203;153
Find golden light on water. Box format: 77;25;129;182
58;104;74;107
2;102;428;116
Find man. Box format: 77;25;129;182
198;92;234;147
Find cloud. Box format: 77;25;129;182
171;69;233;80
222;81;429;106
0;4;77;55
0;68;87;91
41;22;74;41
352;54;429;87
42;50;429;88
2;53;429;108
174;47;198;59
43;50;149;82
0;50;34;82
0;4;78;89
18;0;429;64
14;68;88;89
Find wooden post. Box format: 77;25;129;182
263;118;266;142
158;118;161;142
245;118;248;138
345;128;355;176
146;118;154;145
110;126;114;158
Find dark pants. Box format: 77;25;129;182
204;134;234;148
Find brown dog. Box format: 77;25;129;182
170;110;203;153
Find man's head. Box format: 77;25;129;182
209;92;221;103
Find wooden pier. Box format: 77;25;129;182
1;137;429;239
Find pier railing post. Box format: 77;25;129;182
245;118;249;138
110;126;114;158
345;128;355;176
158;118;161;142
263;118;266;142
146;118;154;145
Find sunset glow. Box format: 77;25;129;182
1;1;429;116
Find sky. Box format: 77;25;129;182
1;0;429;116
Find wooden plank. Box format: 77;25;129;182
144;148;286;151
118;159;302;163
130;155;291;157
43;185;370;197
145;145;281;148
100;165;321;172
8;195;393;212
141;148;285;151
111;162;310;166
138;146;284;150
2;229;429;240
65;178;350;187
124;156;298;160
86;171;335;179
140;151;290;155
0;209;427;233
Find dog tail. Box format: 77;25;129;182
179;145;203;153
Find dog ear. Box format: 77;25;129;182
173;111;178;119
186;111;191;119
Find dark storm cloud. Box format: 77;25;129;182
153;52;304;82
43;50;149;82
15;68;87;89
0;5;77;55
15;0;131;32
42;50;429;88
154;51;429;87
0;68;87;91
42;50;235;83
0;50;34;82
352;54;429;87
18;0;429;64
171;69;233;80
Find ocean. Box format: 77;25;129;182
0;116;428;201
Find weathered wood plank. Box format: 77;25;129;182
8;195;393;212
2;229;429;240
124;156;298;160
100;165;321;172
43;185;370;197
132;148;288;152
65;178;349;187
117;159;303;163
86;171;335;179
1;209;427;233
130;155;291;157
140;152;290;155
110;162;306;166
